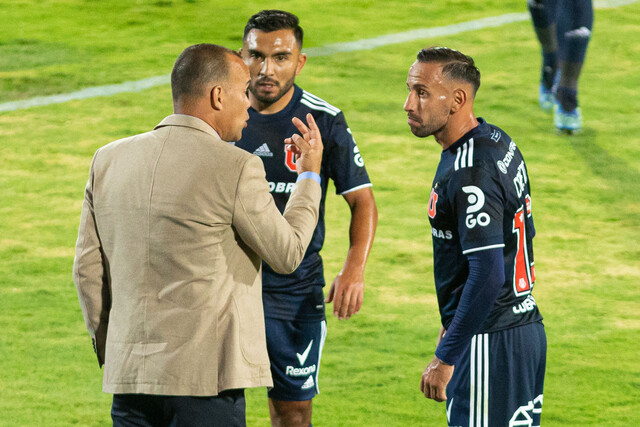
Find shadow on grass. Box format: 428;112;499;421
566;127;640;204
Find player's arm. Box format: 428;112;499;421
72;152;110;367
325;186;377;320
421;248;504;401
421;166;505;401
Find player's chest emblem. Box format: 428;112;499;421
428;188;439;219
285;148;297;172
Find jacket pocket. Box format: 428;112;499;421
233;294;269;365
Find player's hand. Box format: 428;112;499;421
325;267;364;320
420;356;454;402
285;113;323;174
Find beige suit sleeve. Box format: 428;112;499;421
233;155;321;274
72;153;110;366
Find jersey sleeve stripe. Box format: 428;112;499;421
301;94;341;114
300;98;340;116
302;90;341;109
301;91;341;115
338;182;373;195
462;243;505;255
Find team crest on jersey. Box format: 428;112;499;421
428;188;438;218
285;148;297;172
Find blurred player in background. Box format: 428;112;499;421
528;0;594;133
236;10;378;427
404;47;546;425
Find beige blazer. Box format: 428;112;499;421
73;114;321;396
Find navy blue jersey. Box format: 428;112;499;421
428;118;542;333
235;85;371;320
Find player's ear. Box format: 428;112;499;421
295;53;307;76
210;85;224;111
450;87;468;113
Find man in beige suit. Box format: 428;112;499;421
73;44;324;426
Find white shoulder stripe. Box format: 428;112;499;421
454;139;474;171
302;91;341;114
300;98;339;116
301;94;341;115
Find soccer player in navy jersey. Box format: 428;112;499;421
404;47;547;426
235;10;378;427
528;0;593;133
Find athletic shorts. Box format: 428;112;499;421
446;321;547;427
265;317;327;401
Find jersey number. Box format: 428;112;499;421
512;206;534;296
285;150;297;172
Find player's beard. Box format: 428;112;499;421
408;108;449;138
249;74;296;106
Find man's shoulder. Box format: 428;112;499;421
298;89;343;119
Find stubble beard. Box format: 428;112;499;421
249;74;296;107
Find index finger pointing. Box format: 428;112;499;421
291;117;310;138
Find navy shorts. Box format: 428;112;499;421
265;318;327;401
446;321;547;427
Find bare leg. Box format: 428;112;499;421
268;398;312;427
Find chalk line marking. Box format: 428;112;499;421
0;0;635;113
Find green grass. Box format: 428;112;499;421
1;0;639;425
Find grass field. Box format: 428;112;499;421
1;0;639;425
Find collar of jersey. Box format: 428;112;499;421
446;117;487;153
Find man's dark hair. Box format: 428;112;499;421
417;47;481;95
243;10;304;48
171;44;241;102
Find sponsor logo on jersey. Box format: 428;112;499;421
454;139;474;171
525;194;532;216
432;227;453;240
513;160;528;197
462;186;490;228
269;182;296;194
512;295;537;314
252;143;273;157
497;140;517;174
509;394;543;427
428;188;438;219
286;364;317;377
347;128;365;167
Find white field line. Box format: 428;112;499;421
0;0;635;113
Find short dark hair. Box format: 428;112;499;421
171;44;241;102
416;47;481;95
243;10;304;48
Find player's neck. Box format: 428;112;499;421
435;112;479;151
250;86;296;115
